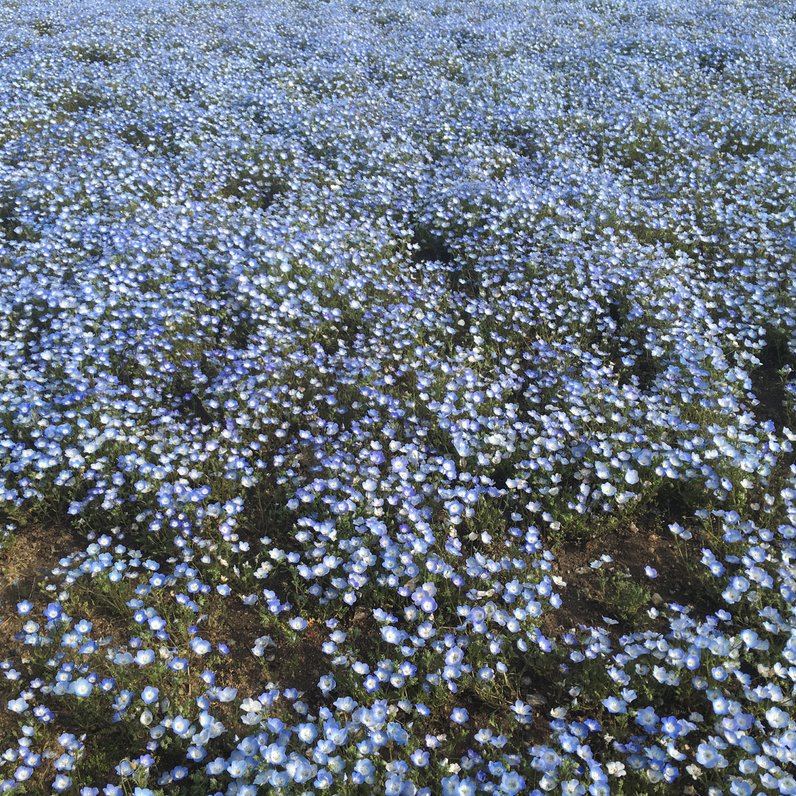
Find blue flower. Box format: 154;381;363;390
765;707;789;729
602;697;626;715
695;742;727;769
189;638;211;655
69;678;93;698
450;707;469;725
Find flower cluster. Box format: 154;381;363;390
0;0;795;793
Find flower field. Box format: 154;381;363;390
1;0;795;793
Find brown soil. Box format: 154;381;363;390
544;517;720;637
0;524;78;610
204;595;271;696
269;618;331;710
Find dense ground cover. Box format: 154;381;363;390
1;0;795;793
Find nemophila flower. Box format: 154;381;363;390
624;469;639;485
14;766;33;782
450;707;469;725
33;704;53;722
765;707;790;729
499;771;526;795
602;697;626;715
477;666;495;682
381;626;406;645
69;678;93;698
200;670;215;687
189;638;211;655
411;749;429;767
171;716;193;737
511;700;533;724
669;523;693;541
54;752;75;772
7;698;28;714
695;742;727;769
216;686;237;702
16;601;33;616
135;649;155;666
